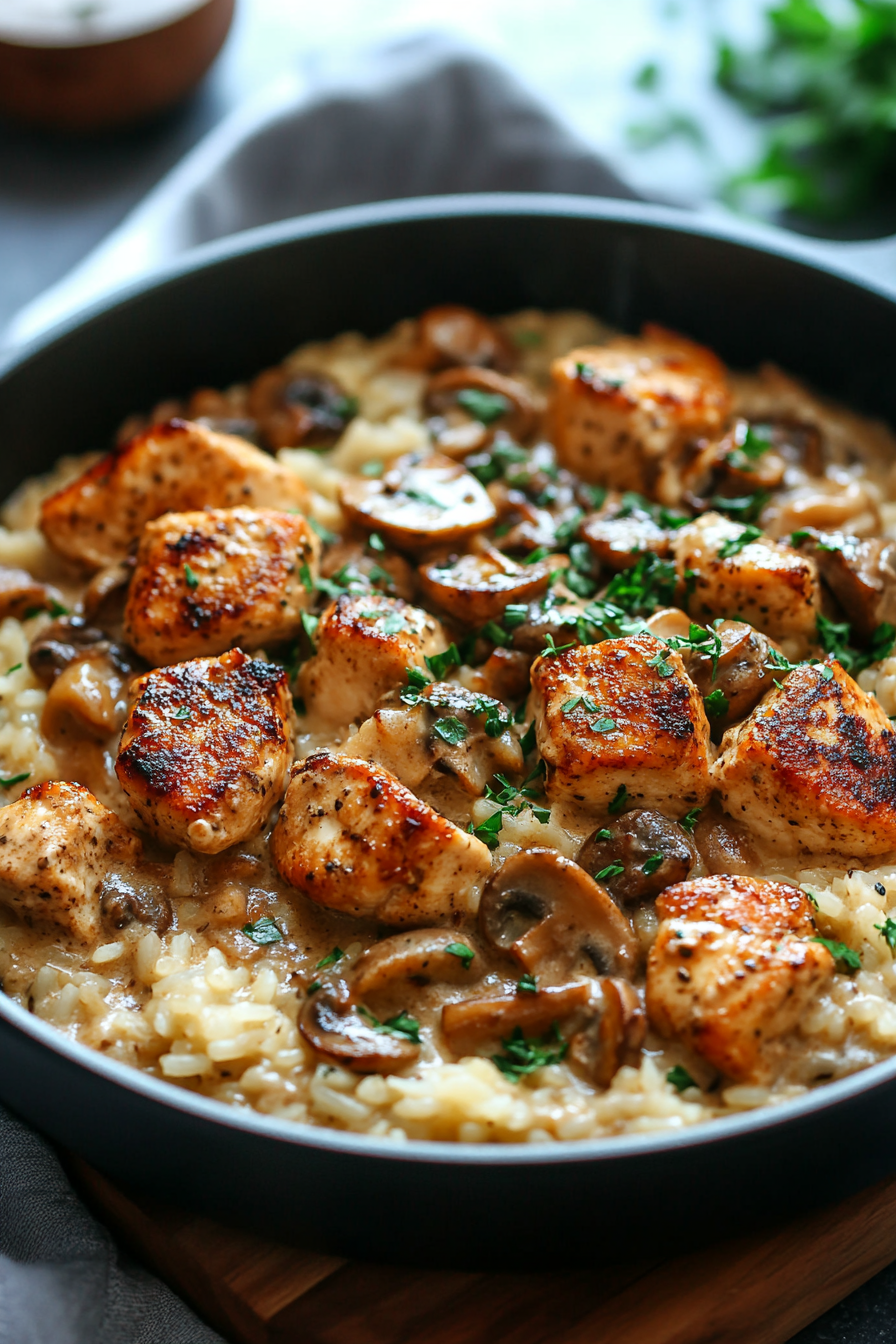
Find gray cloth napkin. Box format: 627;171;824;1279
0;34;635;1344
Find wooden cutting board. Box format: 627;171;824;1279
67;1155;896;1344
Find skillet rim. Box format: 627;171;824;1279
2;190;896;1170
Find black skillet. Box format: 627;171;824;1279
1;195;895;1270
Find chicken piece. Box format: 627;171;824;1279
713;659;896;857
550;325;731;505
270;751;492;924
116;649;292;854
124;507;319;665
531;634;712;817
792;529;896;641
646;874;835;1082
40;419;310;571
674;511;821;644
0;780;142;943
350;683;523;796
299;593;448;727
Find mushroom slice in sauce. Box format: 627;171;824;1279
247;366;357;450
479;849;639;980
425;367;539;454
408;304;515;373
99;871;172;936
352;929;482;999
676;619;775;737
339;451;497;554
30;616;143;741
300;977;420;1073
580;499;675;573
791;529;896;641
0;567;62;621
578;810;697;907
418;545;553;625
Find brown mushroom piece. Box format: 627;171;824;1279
299;977;420;1073
339;451;497;554
352;929;482;999
676;620;775;737
320;539;416;602
508;593;587;658
30;617;142;741
791;529;896;642
409;304;515;373
580;499;674;573
479;849;639;981
0;567;62;621
80;561;133;623
577;810;697;907
247;366;357;450
425;367;538;455
691;800;758;876
418;545;553;624
441;977;645;1087
99;871;172;936
680;419;788;510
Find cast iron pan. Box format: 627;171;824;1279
0;196;895;1270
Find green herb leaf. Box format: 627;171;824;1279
307;981;322;994
300;610;319;651
539;633;576;658
603;551;677;617
359;1006;422;1044
242;916;283;945
642;852;665;876
492;1024;567;1081
704;688;729;718
456;388;511;425
517;973;538;994
679;808;701;836
710;492;769;524
469;810;506;850
445;942;475;969
315;946;344;970
183;563;199;590
590;715;616;733
519;720;537;756
433;716;468;746
368;532;385;552
667;1064;697;1093
594;828;613;841
876;919;896;953
359;460;383;477
811;935;861;972
426;643;461;680
608;784;628;815
173;706;191;720
0;771;29;789
596;861;625;881
4;664;21;675
308;517;338;545
719;524;763;559
790;529;812;547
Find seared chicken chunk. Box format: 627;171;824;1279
674;511;821;644
116;649;292;854
647;875;834;1082
531;634;712;816
551;326;731;504
41;419;309;571
0;781;142;943
713;659;896;857
124;507;319;665
299;593;447;727
350;682;523;796
270;751;492;924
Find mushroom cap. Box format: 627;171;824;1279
425;367;538;451
441;980;593;1056
353;929;482;1000
418;546;553;625
412;304;515;373
577;809;697;907
299;978;420;1073
479;848;639;980
339;452;497;554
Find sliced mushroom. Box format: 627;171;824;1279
31;617;142;741
339;451;497;554
418;545;553;624
680;419;788;510
791;529;896;641
580;501;674;573
425;367;538;454
462;647;533;705
80;561;133;623
479;849;638;980
299;977;420;1073
691;801;758;876
441;977;645;1087
509;593;588;657
763;476;881;540
353;929;482;999
408;304;515;373
677;620;775;736
248;366;357;450
0;567;61;621
577;810;696;906
99;872;172;935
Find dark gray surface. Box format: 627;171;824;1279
0;39;893;1344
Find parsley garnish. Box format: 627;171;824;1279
603;551;677;616
596;861;625;881
704;688;729;718
517;973;538;994
468;811;506;849
680;807;702;835
667;1065;696;1093
426;643;461;680
646;649;674;677
562;694;599;714
642;853;665;876
173;706;191;720
664;623;723;678
315;946;344;970
359;1006;421;1043
359;460;383;477
300;610;319;651
242;916;283;945
307;981;322;994
308;517;337;545
816;614;896;676
710;491;769;524
4;664;21;674
467;439;528;487
590;715;616;733
811;936;861;972
519;720;537;756
719;524;763;559
608;784;628;815
445;942;475;969
492;1024;567;1080
183;563;199;590
400;665;431;705
368;532;385;552
433;716;468;746
456;388;510;425
0;772;29;789
594;828;613;841
539;633;576;658
876;918;896;953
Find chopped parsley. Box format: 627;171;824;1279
664;623;723;679
596;861;625;881
704;688;729;718
241;916;283;945
667;1065;697;1093
816;614;896;676
524;545;551;565
710;491;769;524
805;890;819;909
468;811;506;849
400;665;432;705
680;807;702;835
492;1024;567;1080
719;524;763;559
603;551;677;616
726;422;774;472
0;772;29;789
315;946;344;970
300;610;319;650
642;853;666;876
467;439;528;487
426;643;461;680
433;716;468;746
173;706;191;720
306;981;322;995
469;770;550;848
368;531;385;553
646;649;674;677
590;715;616;733
811;935;861;972
517;973;538;994
562;693;599;714
790;529;812;547
876;918;896;953
608;784;629;815
359;460;383;477
594;828;613;841
183;563;199;590
308;517;338;545
4;664;21;675
539;633;576;658
445;943;475;969
456;388;510;425
359;1007;421;1044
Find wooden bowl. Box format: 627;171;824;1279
0;0;234;133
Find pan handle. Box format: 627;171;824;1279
782;232;896;296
